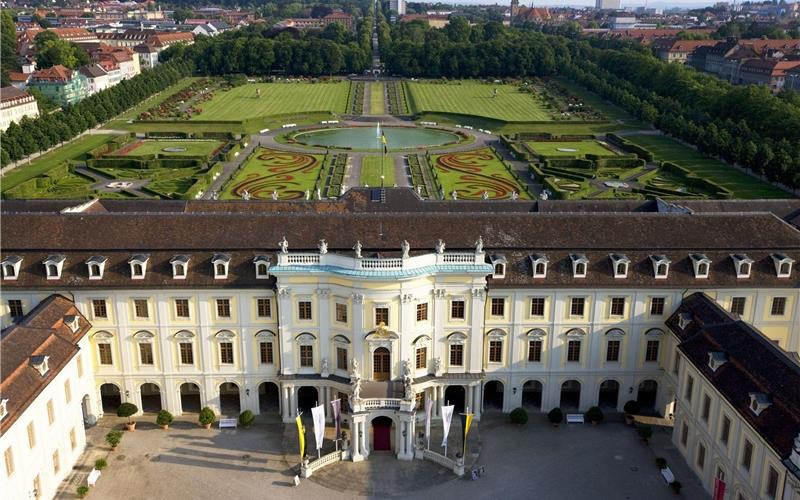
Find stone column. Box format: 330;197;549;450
361;420;370;459
282;386;290;421
466;384;474;413
351;418;363;462
289;386;296;417
473;385;482;420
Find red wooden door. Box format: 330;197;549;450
373;420;391;450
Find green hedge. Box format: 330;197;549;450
659;161;733;198
545;158;594;170
606;133;654;162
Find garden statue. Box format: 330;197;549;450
241;189;250;201
211;191;219;200
511;191;519;200
482;191;489;200
416;185;421;195
256;88;261;99
316;188;321;200
305;190;311;200
271;190;278;200
279;236;289;254
475;235;484;254
401;240;410;259
451;190;458;200
435;239;445;255
353;240;363;259
319;239;328;254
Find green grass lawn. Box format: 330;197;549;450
526;141;618;157
624;134;789;199
1;134;116;193
192;82;350;121
432;148;531;200
407;82;553;122
360;156;395;186
221;148;324;200
113;140;224;158
368;82;385;115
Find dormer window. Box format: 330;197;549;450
0;399;7;420
30;355;50;376
212;253;230;279
64;315;80;333
690;253;711;279
731;254;753;279
128;254;149;279
570;253;588;278
490;255;506;278
530;254;548;278
677;312;692;330
170;255;190;279
610;254;629;278
253;255;270;279
1;256;22;280
748;392;771;416
650;255;671;279
43;255;66;280
85;256;107;280
772;253;795;278
708;352;727;372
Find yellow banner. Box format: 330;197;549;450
461;413;473;457
295;415;305;462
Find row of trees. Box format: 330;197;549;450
0;60;194;167
1;11;19;87
33;31;91;70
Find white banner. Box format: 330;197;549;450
330;398;341;439
311;404;326;451
425;398;433;448
441;405;455;448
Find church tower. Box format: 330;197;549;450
510;0;520;19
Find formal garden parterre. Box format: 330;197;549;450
221;147;327;200
429;147;532;200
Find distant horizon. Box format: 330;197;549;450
423;0;724;9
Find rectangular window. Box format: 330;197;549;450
490;298;505;316
610;297;626;316
606;340;620;362
69;428;77;450
570;297;585;317
449;344;464;366
567;340;581;362
220;342;233;364
488;340;502;363
98;344;113;365
300;345;313;367
451;300;465;319
27;422;36;448
52;450;60;474
47;400;54;425
681;423;689;447
742;439;753;472
336;303;348;323
766;466;779;499
416;347;427;369
8;299;23;318
4;447;13;476
179;342;194;365
298;301;312;320
771;297;786;316
175;299;190;318
685;375;694;402
530;297;545;316
216;299;231;318
696;443;705;470
133;299;149;318
337;347;348;371
375;307;389;326
528;340;542;362
259;342;273;364
650;297;665;316
416;303;428;322
257;298;271;318
701;394;711;422
64;379;71;403
92;299;107;319
139;343;154;365
720;415;731;446
730;297;746;316
645;340;660;362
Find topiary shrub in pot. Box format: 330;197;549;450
117;402;138;431
547;407;563;427
637;425;653;445
670;481;682;495
239;410;255;428
655;457;667;469
199;407;216;429
509;407;528;425
94;458;107;470
105;430;122;451
156;410;174;430
585;406;604;425
624;400;640;425
77;486;90;498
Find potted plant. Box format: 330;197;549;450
156;410;174;430
624;400;640;426
77;486;90;498
637;425;653;445
655;457;667;469
509;407;528;425
105;430;122;451
670;481;682;495
117;402;138;431
94;458;107;470
239;410;255;428
199;407;215;429
585;406;604;426
547;407;563;427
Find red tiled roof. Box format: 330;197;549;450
31;65;73;82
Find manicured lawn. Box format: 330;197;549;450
191;82;350;121
112;140;224;158
432;148;531;200
360;156;395;186
368;82;385;115
624;134;789;199
407;82;553;122
221;148;325;200
1;134;115;193
116;77;202;121
526;141;618;157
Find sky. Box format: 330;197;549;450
433;0;718;8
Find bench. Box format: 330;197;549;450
219;418;237;429
87;468;101;487
566;414;584;424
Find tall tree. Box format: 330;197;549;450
1;10;19;86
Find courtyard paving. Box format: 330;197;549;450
58;413;705;500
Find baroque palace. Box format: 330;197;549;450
2;189;800;499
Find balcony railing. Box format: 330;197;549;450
276;251;488;272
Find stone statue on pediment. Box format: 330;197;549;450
353;240;363;259
401;240;410;259
475;235;484;254
279;236;289;254
319;239;328;255
436;239;445;254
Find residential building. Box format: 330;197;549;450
736;60;800;92
596;0;621;10
390;0;408;16
274;13;354;32
78;65;110;96
0;87;39;131
652;38;719;64
27;65;89;107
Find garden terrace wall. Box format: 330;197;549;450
659;161;733;199
605;133;654;162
